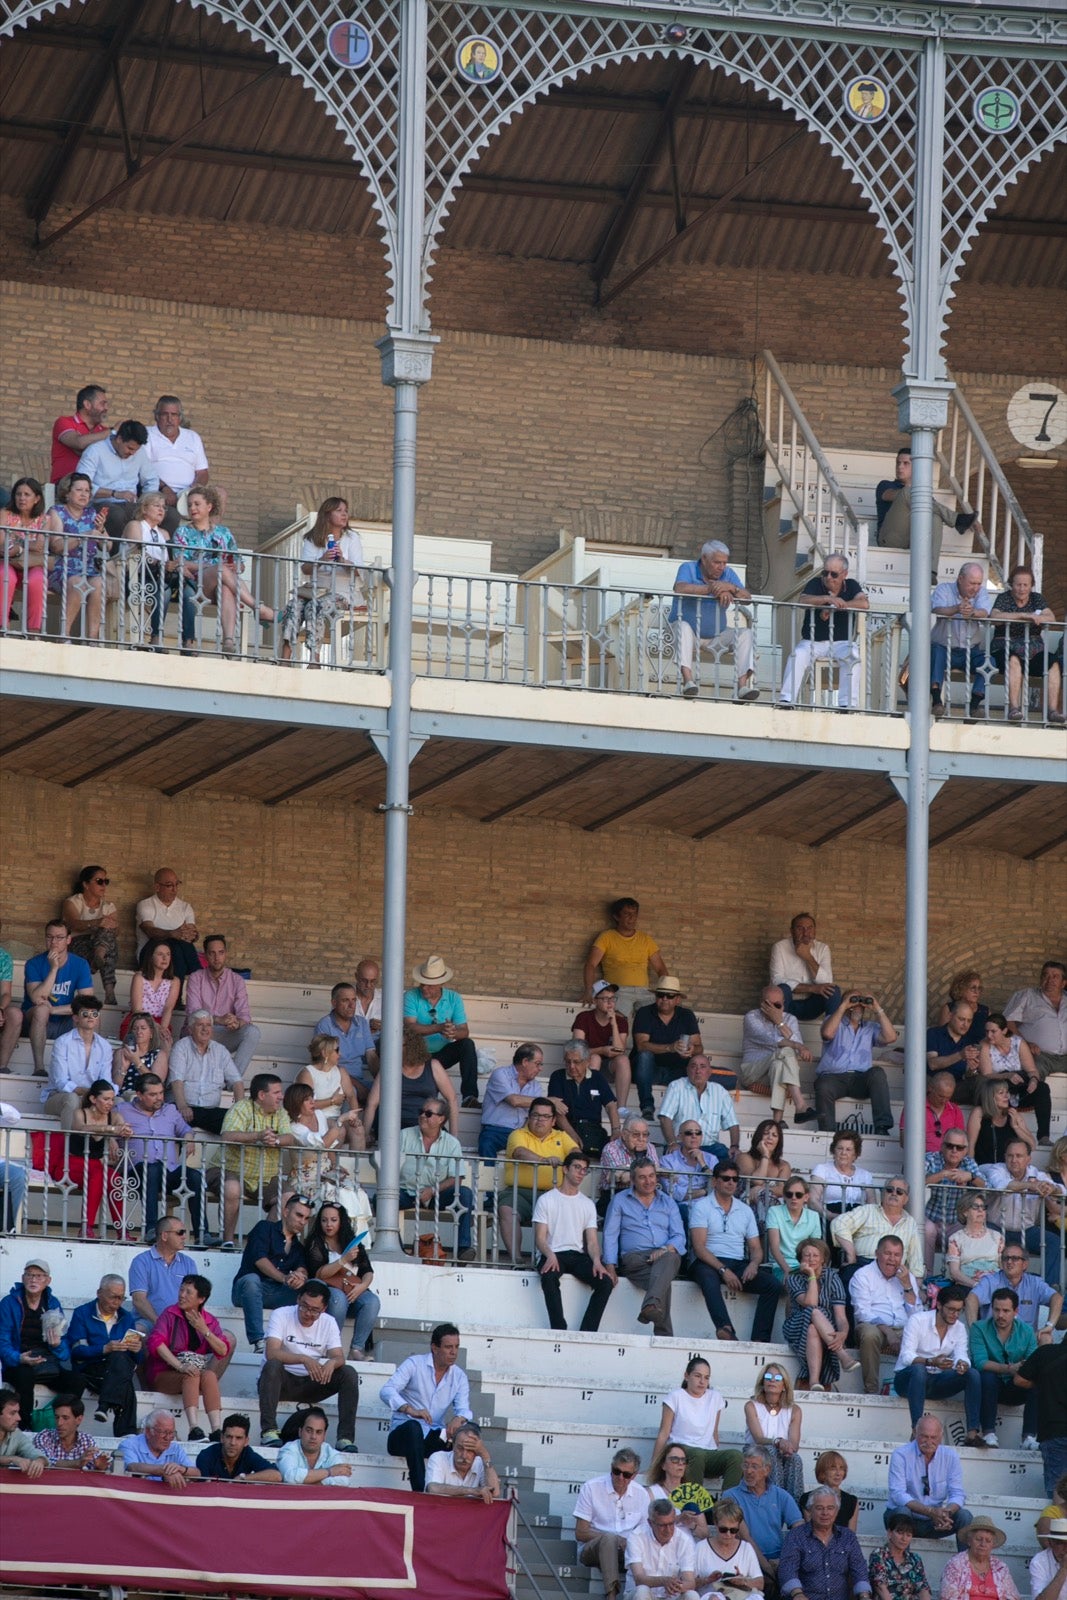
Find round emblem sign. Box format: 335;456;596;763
973;87;1020;134
326;21;372;68
1006;383;1067;452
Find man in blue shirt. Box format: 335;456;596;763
21;920;94;1077
816;992;897;1134
721;1445;802;1573
602;1157;685;1336
478;1045;545;1160
688;1160;780;1341
313;983;377;1096
118;1409;199;1488
885;1416;972;1541
668;539;757;700
779;1486;871;1600
79;420;158;538
404;955;480;1107
68;1273;140;1436
196;1413;281;1481
129;1217;199;1332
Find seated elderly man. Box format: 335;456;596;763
398;1095;476;1261
20;920;94;1080
930;561;992;720
129;1215;199;1330
33;1394;104;1468
169;1008;246;1137
114;1072;209;1245
136;868;200;987
849;1235;922;1395
145;394;210;530
0;1259;82;1426
258;1279;360;1450
669;538;757;702
816;993;897;1135
0;1385;45;1477
885;1416;972;1542
603;1156;685;1337
926;999;983;1104
984;1139;1064;1285
1006;960;1067;1080
778;554;869;711
69;1273;141;1436
118;1408;200;1488
658;1054;739;1160
900;1070;965;1154
42;993;112;1128
426;1422;501;1502
632;978;704;1122
277;1405;356;1485
721;1444;803;1578
626;1498;699;1600
185;936;261;1080
832;1179;923;1287
779;1485;870;1600
313;982;378;1102
195;1412;281;1482
964;1243;1063;1339
658;1122;716;1219
547;1041;620;1157
770;913;842;1024
598;1117;661;1216
498;1098;578;1261
404;955;480;1108
220;1072;297;1246
572;981;634;1110
739;988;817;1125
479;1044;545;1161
574;1446;651;1600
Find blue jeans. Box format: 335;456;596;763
0;1161;26;1230
140;1161;205;1239
398;1184;474;1251
884;1506;972;1544
893;1365;981;1432
1041;1437;1067;1500
477;1125;512;1162
978;1372;1039;1435
232;1272;348;1344
778;984;842;1021
338;1288;380;1353
930;643;988;699
632;1051;688;1115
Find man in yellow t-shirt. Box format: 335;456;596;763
498;1099;578;1260
583;897;667;1023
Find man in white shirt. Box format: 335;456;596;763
849;1236;921;1394
534;1150;616;1332
43;995;113;1127
380;1323;472;1492
769;914;842;1021
891;1284;982;1446
625;1499;698;1600
136;868;200;984
658;1056;739;1156
353;958;383;1035
256;1280;359;1449
145;396;210;531
1006;961;1067;1079
1030;1518;1067;1600
574;1448;652;1600
426;1423;500;1502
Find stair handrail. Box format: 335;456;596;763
760;349;862;572
506;1488;578;1599
937;385;1043;588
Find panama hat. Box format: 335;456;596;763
652;976;686;996
413;955;453;985
961;1517;1006;1548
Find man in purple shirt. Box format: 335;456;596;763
185;936;261;1078
115;1075;210;1245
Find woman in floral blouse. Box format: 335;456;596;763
869;1513;930;1600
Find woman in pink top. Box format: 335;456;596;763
124;939;179;1042
0;477;50;633
144;1273;234;1442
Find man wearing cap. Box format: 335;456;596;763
739;987;817;1125
940;1519;1013;1600
572;982;634;1111
583;897;668;1025
1030;1518;1067;1600
631;979;703;1122
0;1259;82;1426
404;956;480;1109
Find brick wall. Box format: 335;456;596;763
2;770;1063;1022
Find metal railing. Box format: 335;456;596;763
937;388;1044;588
759;349;863;573
934;615;1064;723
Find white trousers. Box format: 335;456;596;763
675;621;754;682
739;1046;802;1111
780;639;861;707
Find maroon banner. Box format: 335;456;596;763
0;1472;515;1598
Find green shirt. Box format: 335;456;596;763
968;1315;1037;1370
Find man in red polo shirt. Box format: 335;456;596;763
50;385;110;482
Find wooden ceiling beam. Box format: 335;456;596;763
692;771;819;840
162;728;295;797
409;746;508;801
930;785;1037;848
583;764;714;832
0;708;95;758
808;790;898;848
62;716;202;787
264;747;378;806
479;756;604;823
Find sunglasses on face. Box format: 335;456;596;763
611;1467;635;1480
92;877;110;885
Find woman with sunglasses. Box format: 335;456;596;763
296;1035;365;1148
649;1357;743;1498
946;1193;1003;1288
304;1201;379;1360
783;1240;854;1392
743;1364;803;1499
648;1443;716;1541
736;1120;791;1234
62;866;120;1007
765;1179;822;1282
693;1499;764;1597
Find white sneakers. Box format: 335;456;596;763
982;1431;999;1447
1021;1434;1039;1450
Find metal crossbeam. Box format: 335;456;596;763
930;784;1037;847
0;708;95;758
162;727;294;797
809;791;898;848
583;763;713;831
62;717;202;787
479;756;604;823
692;770;818;838
409;745;507;801
264;748;378;806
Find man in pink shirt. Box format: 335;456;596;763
50;385;110;482
185;935;260;1078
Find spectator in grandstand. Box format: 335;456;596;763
68;1273;141;1437
574;1445;652;1600
647;1444;715;1541
42;994;113;1129
989;566;1058;723
603;1155;685;1337
892;1284;982;1446
582;896;668;1024
783;1237;852;1390
1029;1521;1067;1600
145;395;210;530
1016;1340;1067;1498
169;1007;246;1137
231;1193;321;1352
688;1158;780;1344
276;1405;355;1485
968;1285;1039;1448
404;955;481;1108
128;940;180;1044
398;1095;476;1261
113;1012;170;1097
980;1013;1051;1145
769;914;841;1023
766;1179;823;1282
964;1243;1062;1337
798;1452;858;1532
143;1272;235;1442
124;488;175;647
901;1071;966;1155
114;1071;207;1244
649;1355;743;1496
195;1413;281;1481
884;1416;972;1542
739;988;817;1125
927;1000;985;1105
80;419;158;538
186;935;261;1079
632;978;704;1121
627;1498;700;1600
295;1038;364;1149
118;1408;201;1486
129;1215;199;1329
61;864;120;1006
984;1139;1062;1272
278;495;365;663
1006;961;1067;1078
968;1080;1035;1170
353;957;382;1035
660;1123;716;1219
34;1393;108;1468
312;981;379;1101
478;1043;545;1160
598;1117;661;1211
720;1444;803;1576
56;1077;126;1239
533;1148;616;1331
572;980;634;1108
498;1097;579;1261
876;448;971;580
364;1022;459;1141
220;1071;297;1244
924;1129;985;1271
929;562;994;720
303;1200;377;1358
737;1119;792;1235
816;993;896;1134
47;470;109;641
833;1179;923;1283
778;1486;870;1600
670;538;758;704
174;484;277;653
50;383;110;482
946;1192;1003;1289
936;972;989;1047
1047;1137;1067;1281
0;925;22;1077
849;1234;922;1394
548;1041;620;1157
695;1498;765;1595
0;1101;25;1234
744;1364;803;1500
136;869;200;985
810;1129;875;1230
778;556;869;712
426;1422;500;1502
658;1055;739;1159
0;478;49;637
0;1259;82;1425
868;1513;930;1600
0;1385;45;1475
258;1280;359;1450
380;1322;472;1492
20;919;95;1080
939;1518;1019;1600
